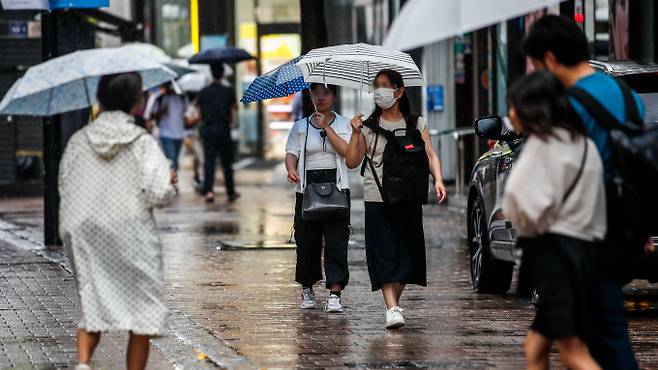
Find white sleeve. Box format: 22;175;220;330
285;120;302;158
137;135;176;208
502;140;558;237
417;116;428;131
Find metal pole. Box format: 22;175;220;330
455;133;465;195
42;11;62;248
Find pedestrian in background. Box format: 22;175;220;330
344;69;447;329
522;15;645;370
285;83;352;313
150;82;189;171
196;63;240;203
503;70;604;370
59;72;177;370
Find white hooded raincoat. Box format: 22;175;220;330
59;111;175;335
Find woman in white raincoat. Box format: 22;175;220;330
59;72;176;370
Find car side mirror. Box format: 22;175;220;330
474;115;503;141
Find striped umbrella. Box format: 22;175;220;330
295;43;425;92
240;56;310;103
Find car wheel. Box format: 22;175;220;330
469;196;514;294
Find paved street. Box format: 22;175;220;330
0;163;656;369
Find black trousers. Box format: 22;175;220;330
294;169;350;289
202;126;235;196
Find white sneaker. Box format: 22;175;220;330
75;365;92;370
300;287;317;309
325;294;344;313
385;306;406;329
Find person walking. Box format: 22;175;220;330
150;82;189;171
503;71;604;370
196;63;240;203
522;15;644;370
344;69;447;329
58;72;177;370
285;83;352;312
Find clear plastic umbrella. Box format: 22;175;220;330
0;47;177;116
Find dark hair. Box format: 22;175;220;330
507;70;584;141
310;83;338;97
96;72;143;113
369;69;411;123
210;63;224;80
522;15;589;66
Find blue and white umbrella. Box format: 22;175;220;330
0;47;177;117
240;56;310;103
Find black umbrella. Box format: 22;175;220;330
189;47;254;64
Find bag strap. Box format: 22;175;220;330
405;115;419;136
562;137;588;204
365;135;386;202
568;86;619;132
615;78;643;129
302;117;309;189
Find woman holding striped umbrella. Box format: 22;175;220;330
345;69;447;329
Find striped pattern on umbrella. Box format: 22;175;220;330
296;43;424;91
240;56;309;103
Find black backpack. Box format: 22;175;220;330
360;115;430;204
568;79;658;241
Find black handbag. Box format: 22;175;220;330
301;118;350;221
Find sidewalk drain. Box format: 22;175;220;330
345;361;494;368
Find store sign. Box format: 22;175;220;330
426;85;445;112
1;0;49;9
1;0;108;9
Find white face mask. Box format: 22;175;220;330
373;87;398;109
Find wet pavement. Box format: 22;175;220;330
0;162;656;368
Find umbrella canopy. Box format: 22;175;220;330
383;0;564;51
241;56;310;103
120;42;171;63
0;47;177;117
295;43;424;92
189;47;254;64
119;43;194;77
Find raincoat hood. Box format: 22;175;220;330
84;111;145;160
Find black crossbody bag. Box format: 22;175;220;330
301;117;350;221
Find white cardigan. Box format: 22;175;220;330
503;128;607;241
285;112;352;193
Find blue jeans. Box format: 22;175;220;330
160;137;183;171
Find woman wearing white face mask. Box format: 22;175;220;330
344;69;448;329
285;83;352;313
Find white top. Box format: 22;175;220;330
503;128;607;242
285;112;352;193
361;116;428;202
304;118;339;170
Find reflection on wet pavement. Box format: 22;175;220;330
156;185;658;369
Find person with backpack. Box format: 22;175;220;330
285;83;352;313
503;70;605;370
344;69;447;329
522;15;647;370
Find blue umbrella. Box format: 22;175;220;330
189;47;254;64
240;56;310;103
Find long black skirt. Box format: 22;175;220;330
364;201;427;291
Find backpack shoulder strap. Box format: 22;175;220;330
567;86;619;132
405;114;419;136
615;78;643;127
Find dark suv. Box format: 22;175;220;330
466;61;658;294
